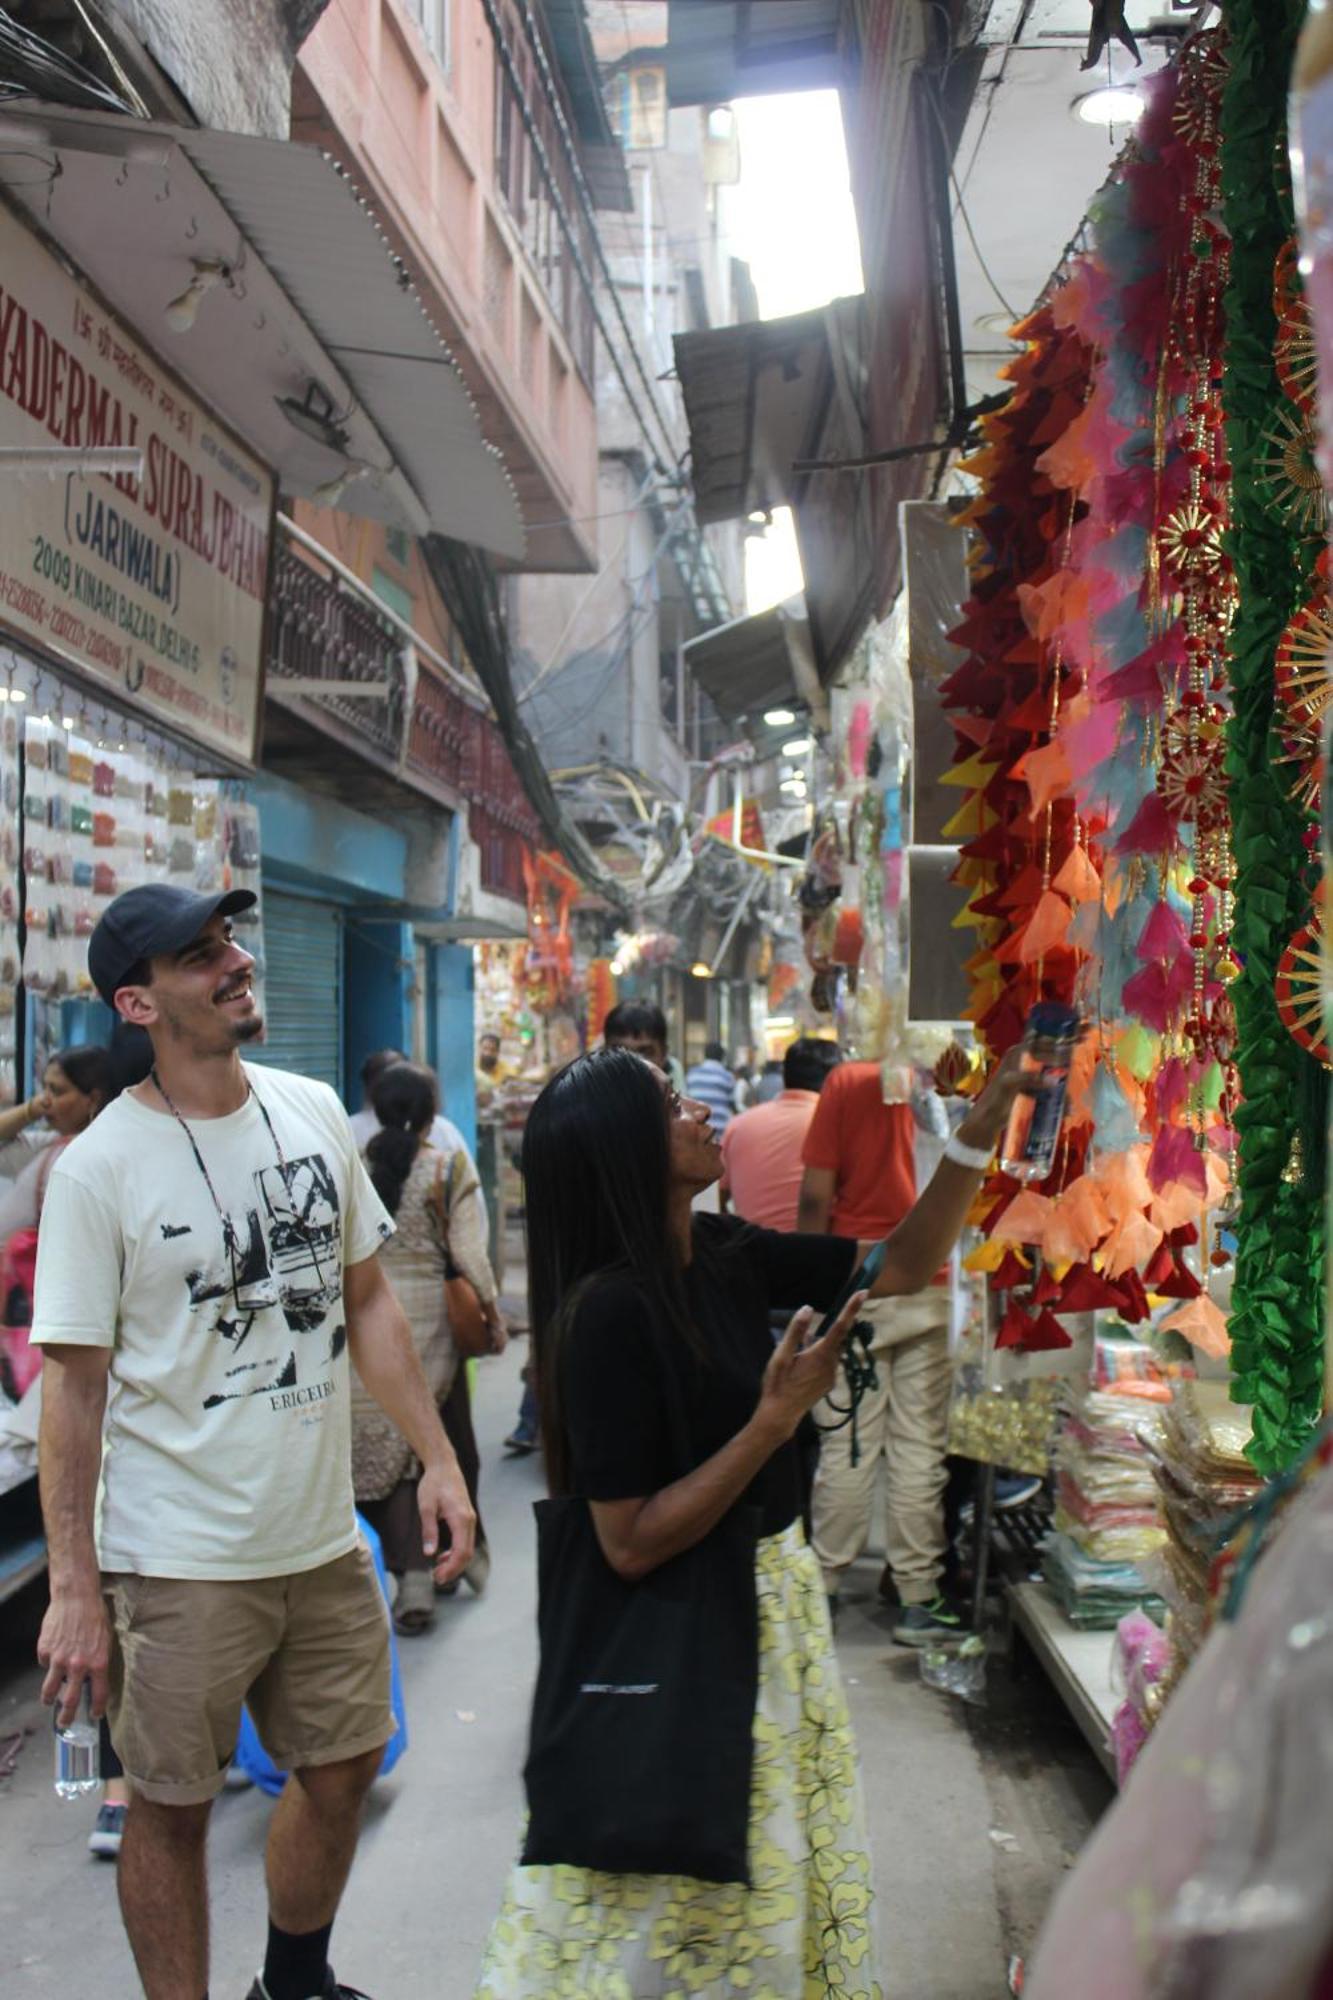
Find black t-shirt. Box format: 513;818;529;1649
559;1214;859;1537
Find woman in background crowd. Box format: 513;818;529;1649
354;1061;503;1633
0;1045;113;1243
0;1043;131;1858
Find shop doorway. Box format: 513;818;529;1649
252;890;344;1093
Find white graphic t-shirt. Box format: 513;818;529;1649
30;1064;394;1580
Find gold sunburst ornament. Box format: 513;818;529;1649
1274;715;1323;815
1158;500;1226;580
1259;406;1329;535
1276;915;1331;1066
1171;29;1228;145
1274;241;1319;413
1159;738;1230;826
1275;589;1332;815
1275;592;1333;730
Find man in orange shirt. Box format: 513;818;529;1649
719;1038;840;1230
799;1060;957;1646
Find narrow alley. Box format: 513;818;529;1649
1;1326;1109;2000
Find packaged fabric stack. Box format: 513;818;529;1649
1142;1378;1261;1666
1042;1336;1172;1629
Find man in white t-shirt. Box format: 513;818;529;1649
32;883;473;2000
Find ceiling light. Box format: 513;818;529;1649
782;736;813;756
275;380;351;455
163;260;232;335
690;961;714;979
763;707;797;727
1073;87;1144;128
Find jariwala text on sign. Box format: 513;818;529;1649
0;205;270;763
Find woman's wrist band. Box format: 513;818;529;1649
944;1132;994;1172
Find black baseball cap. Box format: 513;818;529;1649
88;884;258;1009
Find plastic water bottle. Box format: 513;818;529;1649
53;1685;100;1800
999;1003;1080;1183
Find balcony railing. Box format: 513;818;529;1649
267;517;539;901
267;531;408;763
464;721;540;903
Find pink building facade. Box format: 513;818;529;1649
294;0;604;578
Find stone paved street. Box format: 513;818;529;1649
0;1332;1110;2000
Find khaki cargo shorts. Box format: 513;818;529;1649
103;1539;394;1805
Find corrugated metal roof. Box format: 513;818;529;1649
541;0;634;211
665;0;844;106
181;130;524;559
673;310;832;525
3;106;524;560
683;595;814;724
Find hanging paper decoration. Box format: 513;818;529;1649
584;957;616;1046
943;38;1241;1356
522;849;579;1014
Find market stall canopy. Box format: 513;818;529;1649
674;300;876;683
665;0;843;103
675;310;831;526
0;104;525;560
683;594;819;733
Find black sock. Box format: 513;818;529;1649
262;1919;333;2000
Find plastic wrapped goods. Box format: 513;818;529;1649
1027;1450;1333;1999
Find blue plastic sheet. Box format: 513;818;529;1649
233;1516;408;1795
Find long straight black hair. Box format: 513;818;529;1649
523;1045;693;1493
366;1061;438;1216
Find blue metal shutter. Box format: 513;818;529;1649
251;890;343;1094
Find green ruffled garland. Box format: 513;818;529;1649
1220;0;1329;1473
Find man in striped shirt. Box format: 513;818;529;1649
684;1042;737;1137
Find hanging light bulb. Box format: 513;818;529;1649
312;462;371;508
163;260;230;335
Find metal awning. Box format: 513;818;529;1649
674;309;835;526
683;594;818;727
0;104;525;560
675;300;877;686
665;0;844;105
542;0;634;211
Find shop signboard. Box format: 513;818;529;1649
0;204;270;764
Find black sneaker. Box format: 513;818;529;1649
892;1595;967;1648
245;1973;373;1999
503;1429;538;1455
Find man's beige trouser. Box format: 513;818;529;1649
810;1291;952;1606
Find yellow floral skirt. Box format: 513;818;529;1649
475;1520;882;1999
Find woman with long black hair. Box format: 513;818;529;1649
354;1061;502;1633
476;1043;1027;1997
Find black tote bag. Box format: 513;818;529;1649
521;1491;760;1883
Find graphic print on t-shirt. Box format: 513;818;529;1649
180;1151;349;1411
